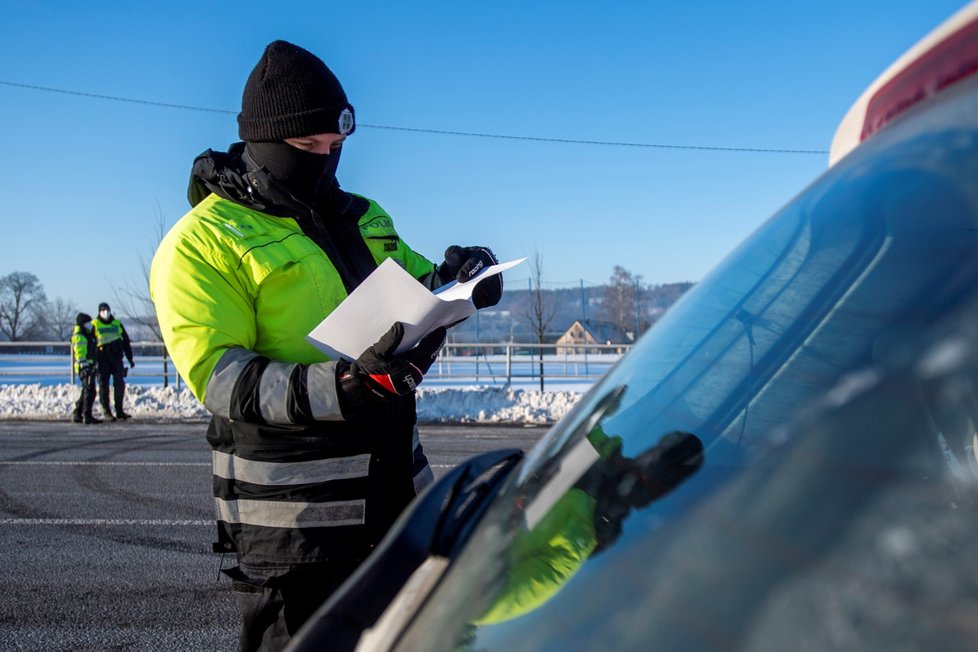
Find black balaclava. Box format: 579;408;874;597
238;40;355;202
245;141;342;201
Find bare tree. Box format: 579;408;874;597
112;204;169;341
38;297;80;341
0;271;47;341
522;251;557;391
111;205;184;386
599;265;646;341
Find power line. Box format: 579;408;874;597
0;80;235;115
0;79;829;155
355;124;827;154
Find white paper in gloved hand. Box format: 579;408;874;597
306;256;524;360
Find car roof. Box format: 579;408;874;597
829;0;978;166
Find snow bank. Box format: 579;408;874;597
416;386;583;424
0;383;584;424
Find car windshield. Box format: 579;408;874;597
393;79;978;651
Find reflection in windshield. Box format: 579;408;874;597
475;409;703;625
519;172;895;481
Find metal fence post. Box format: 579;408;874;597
162;344;169;388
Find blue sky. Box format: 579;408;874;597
1;0;968;316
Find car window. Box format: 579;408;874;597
393;80;978;652
521;153;888;477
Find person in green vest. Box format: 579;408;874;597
91;302;134;421
70;312;101;424
149;40;503;651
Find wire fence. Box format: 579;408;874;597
0;341;630;390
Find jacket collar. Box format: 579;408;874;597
187;143;355;222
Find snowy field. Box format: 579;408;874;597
0;382;590;424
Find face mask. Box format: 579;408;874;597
99;309;111;321
84;322;94;332
246;141;342;201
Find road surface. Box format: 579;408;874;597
0;419;548;651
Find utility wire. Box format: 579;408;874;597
0;80;237;114
0;79;829;155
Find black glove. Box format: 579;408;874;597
623;431;704;508
128;359;135;368
78;361;95;381
337;322;446;411
438;245;503;309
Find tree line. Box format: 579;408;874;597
0;261;694;345
451;258;694;345
0;271;79;342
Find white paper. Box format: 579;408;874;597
306;257;525;360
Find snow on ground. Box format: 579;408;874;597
0;383;586;424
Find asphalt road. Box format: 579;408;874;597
0;419;548;651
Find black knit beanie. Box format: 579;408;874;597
238;40;356;142
76;312;92;327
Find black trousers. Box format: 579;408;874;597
73;371;97;418
97;356;126;415
231;560;363;652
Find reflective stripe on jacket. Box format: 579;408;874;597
150;191;437;566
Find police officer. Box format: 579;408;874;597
149;40;503;651
70;312;101;424
92;302;134;421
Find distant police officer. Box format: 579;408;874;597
70;312;101;424
92;302;134;420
